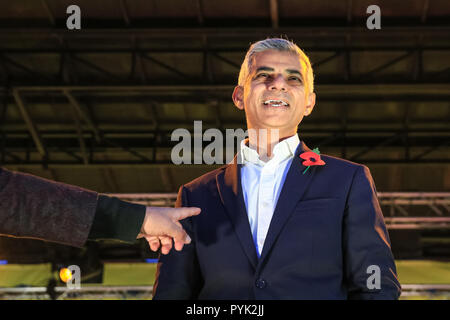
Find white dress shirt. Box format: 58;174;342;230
240;134;300;257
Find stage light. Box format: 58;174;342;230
59;267;73;283
0;260;8;265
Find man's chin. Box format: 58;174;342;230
253;121;297;133
259;118;296;129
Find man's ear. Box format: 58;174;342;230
232;86;245;110
304;92;316;116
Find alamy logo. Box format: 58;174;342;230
366;5;381;30
366;265;381;290
62;265;81;290
66;5;81;30
65;4;381;31
171;121;279;165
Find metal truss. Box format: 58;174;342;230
111;192;450;230
385;217;450;229
2;131;448;165
1;27;450;85
1;86;449;165
378;192;450;216
114;192;450;208
0;27;449;166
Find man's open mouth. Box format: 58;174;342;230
263;99;289;107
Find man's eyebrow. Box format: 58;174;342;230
255;67;274;73
286;69;303;78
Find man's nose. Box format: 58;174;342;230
268;74;287;91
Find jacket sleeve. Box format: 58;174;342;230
88;194;145;243
343;165;402;300
153;185;203;299
0;167;98;248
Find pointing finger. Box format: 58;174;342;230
171;207;201;221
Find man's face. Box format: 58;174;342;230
233;50;315;137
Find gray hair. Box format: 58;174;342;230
238;38;314;94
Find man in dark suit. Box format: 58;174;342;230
0;167;200;253
153;38;401;299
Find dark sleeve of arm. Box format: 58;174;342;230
87;194;146;243
0;167;98;248
343;165;402;300
152;185;202;300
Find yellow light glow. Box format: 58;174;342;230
59;268;72;283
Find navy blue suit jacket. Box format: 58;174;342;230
153;141;401;299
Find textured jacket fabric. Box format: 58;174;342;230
0;167;98;247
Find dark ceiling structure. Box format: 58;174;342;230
0;0;449;194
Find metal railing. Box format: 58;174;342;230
0;285;154;300
0;284;449;299
110;192;450;229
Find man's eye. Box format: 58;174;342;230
256;73;269;78
289;76;301;82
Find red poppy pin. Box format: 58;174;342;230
299;147;326;174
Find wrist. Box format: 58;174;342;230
141;206;153;234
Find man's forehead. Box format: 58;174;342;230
251;50;302;71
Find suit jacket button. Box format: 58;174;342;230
255;278;267;289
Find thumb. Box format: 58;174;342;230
171;207;201;221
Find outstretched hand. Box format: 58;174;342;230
137;206;201;254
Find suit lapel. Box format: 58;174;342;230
216;155;259;270
258;140;316;266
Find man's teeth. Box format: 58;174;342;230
263;99;289;107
